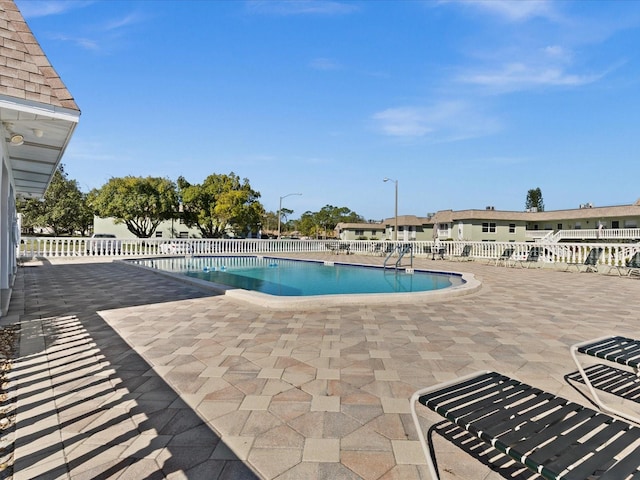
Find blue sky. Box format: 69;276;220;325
16;0;640;221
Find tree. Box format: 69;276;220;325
261;211;279;236
89;176;178;238
525;188;544;212
297;211;322;238
279;207;293;225
178;173;264;238
295;205;365;238
17;164;91;235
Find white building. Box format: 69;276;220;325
0;0;80;317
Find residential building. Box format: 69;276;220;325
0;0;80;317
336;200;640;243
336;215;432;241
92;215;254;239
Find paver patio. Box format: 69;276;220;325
3;253;639;479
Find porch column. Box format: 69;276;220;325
0;161;8;316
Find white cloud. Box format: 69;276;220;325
457;61;604;90
372;101;501;141
245;0;358;16
104;12;144;31
50;9;145;52
16;0;93;18
373;107;434;137
309;57;342;71
446;0;559;23
544;45;568;59
50;34;99;51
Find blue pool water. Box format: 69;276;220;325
130;256;464;296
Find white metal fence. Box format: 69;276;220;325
18;237;640;269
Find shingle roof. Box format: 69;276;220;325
336;222;385;230
431;202;640;224
0;0;79;111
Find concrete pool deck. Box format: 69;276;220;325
3;253;640;479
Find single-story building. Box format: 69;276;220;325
336;215;432;241
0;0;80;317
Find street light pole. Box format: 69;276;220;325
278;193;302;238
383;178;398;242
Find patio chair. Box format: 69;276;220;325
629;252;640;277
610;251;640;276
514;246;541;268
565;247;603;272
488;247;514;267
451;244;472;262
411;370;640;480
326;242;338;254
571;335;640;425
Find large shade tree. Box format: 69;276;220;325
178;173;264;238
89;176;178;238
17;164;93;236
296;205;364;238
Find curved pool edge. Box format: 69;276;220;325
117;258;482;310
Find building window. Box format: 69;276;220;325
557;223;562;230
612;221;619;229
355;230;364;236
482;222;496;233
624;220;637;228
179;232;189;238
575;222;581;229
509;224;516;234
155;231;163;237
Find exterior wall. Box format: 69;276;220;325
527;215;640;231
464;220;528;242
93;216;256;239
93;216;204;239
339;228;385;241
1;150;19;316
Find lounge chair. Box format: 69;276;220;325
514;246;541;268
565;246;603;272
431;246;445;260
609;251;640;276
488;247;514;267
411;370;640;480
571;335;640;424
451;244;472;262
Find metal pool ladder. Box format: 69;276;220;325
384;243;413;270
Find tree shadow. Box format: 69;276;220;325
10;262;260;479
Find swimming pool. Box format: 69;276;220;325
125;256;480;309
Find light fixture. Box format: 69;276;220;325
383;177;398;242
10;133;24;146
33;128;44;138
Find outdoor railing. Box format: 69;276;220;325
18;236;640;269
555;228;640;241
526;228;640;243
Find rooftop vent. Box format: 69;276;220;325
579;203;594;209
486;206;495;210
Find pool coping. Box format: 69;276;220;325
117;256;482;310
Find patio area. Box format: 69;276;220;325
3;253;639;479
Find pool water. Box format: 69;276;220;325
131;256;464;296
